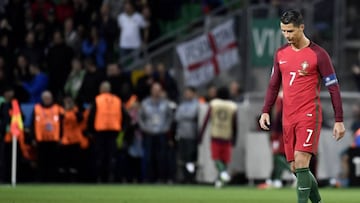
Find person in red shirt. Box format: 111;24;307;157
259;10;345;203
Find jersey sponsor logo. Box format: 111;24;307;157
298;187;311;191
323;73;338;87
303;143;312;147
279;60;287;64
301;61;309;70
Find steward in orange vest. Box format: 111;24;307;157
59;95;87;181
31;91;63;182
87;81;130;182
61;101;84;146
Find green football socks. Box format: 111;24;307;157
296;168;312;203
215;160;226;172
296;168;322;203
272;154;291;180
309;171;322;203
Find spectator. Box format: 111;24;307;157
97;3;119;61
0;68;9;96
229;81;244;103
102;0;125;19
31;0;55;23
24;5;35;32
136;63;155;101
63;18;81;55
138;82;173;182
64;57;85;100
81;26;107;69
338;102;360;187
39;9;62;46
4;0;26;47
46;30;74;98
0;57;10;97
125;96;144;182
13;54;31;83
77;57;105;106
117;1;148;63
351;51;360;91
31;91;63;182
141;5;160;46
154;62;178;102
105;63;133;102
0;23;15;81
73;0;93;28
13;54;31;102
55;0;74;24
87;81;129;182
0;0;7;14
22;63;48;104
0;86;14;182
205;84;217;102
18;31;44;65
175;87;199;183
351;102;360;133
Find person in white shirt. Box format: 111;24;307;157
117;1;148;65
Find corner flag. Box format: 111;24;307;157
10;99;23;187
10;99;24;136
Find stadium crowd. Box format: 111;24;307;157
0;0;241;184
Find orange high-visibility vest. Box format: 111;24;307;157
34;104;62;142
61;107;83;145
94;93;122;131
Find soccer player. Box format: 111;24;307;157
199;87;237;188
259;10;345;203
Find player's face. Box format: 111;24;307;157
280;23;304;45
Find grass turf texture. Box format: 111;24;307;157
0;184;359;203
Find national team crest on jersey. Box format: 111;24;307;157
301;61;309;70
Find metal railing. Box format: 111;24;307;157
119;0;244;71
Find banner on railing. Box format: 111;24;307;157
176;19;239;87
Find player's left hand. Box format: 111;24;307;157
333;122;345;141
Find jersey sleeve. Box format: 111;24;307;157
262;52;282;113
316;48;343;122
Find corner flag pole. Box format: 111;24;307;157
9;99;24;188
11;135;17;187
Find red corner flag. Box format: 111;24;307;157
10;99;24;137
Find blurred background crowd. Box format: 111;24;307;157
0;0;360;186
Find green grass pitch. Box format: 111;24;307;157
0;184;359;203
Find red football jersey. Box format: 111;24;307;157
262;42;343;125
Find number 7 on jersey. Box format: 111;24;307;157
289;71;296;86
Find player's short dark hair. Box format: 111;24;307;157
217;87;230;100
280;10;304;27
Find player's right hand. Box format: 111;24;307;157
259;113;271;131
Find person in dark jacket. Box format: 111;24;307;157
46;30;74;98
